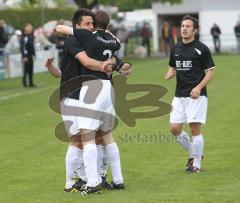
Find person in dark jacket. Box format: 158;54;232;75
20;23;36;87
234;20;240;53
210;23;221;53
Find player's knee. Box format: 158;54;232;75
170;125;181;136
101;131;114;145
189;123;201;136
95;136;103;145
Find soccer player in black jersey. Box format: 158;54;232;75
45;9;114;193
55;10;126;193
47;9;102;193
165;15;215;173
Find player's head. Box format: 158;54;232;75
23;23;33;34
72;8;94;31
180;15;199;40
94;10;110;30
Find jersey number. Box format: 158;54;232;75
103;50;112;59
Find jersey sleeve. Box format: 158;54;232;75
67;37;85;58
201;46;215;70
168;48;176;68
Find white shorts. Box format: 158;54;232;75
170;96;208;124
60;98;81;137
77;79;115;132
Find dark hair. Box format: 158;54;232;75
94;10;110;30
181;15;199;30
72;8;95;28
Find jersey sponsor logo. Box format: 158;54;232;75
194;48;202;55
92;31;97;34
175;54;180;56
176;60;192;70
97;37;117;44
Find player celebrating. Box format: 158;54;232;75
165;15;215;172
55;10;125;194
44;8;122;193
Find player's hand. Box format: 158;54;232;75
22;57;28;63
119;63;132;76
190;86;201;99
165;68;176;80
101;59;114;73
44;57;54;68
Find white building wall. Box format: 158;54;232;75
152;0;201;14
199;11;240;52
152;0;240;53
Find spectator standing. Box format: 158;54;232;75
116;24;129;59
4;30;22;54
140;22;152;57
162;21;172;56
210;23;221;53
234;20;240;53
49;20;65;61
20;23;36;87
0;20;7;55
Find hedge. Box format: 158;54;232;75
0;7;77;29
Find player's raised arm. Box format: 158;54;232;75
55;25;73;36
44;57;61;78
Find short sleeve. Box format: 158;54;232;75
201;46;215;70
168;48;176;68
67;37;85;57
73;28;91;43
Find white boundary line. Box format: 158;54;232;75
0;86;57;102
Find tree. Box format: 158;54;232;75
73;0;99;9
73;0;182;10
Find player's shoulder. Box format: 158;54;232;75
173;41;183;49
194;40;210;51
64;36;77;46
171;41;183;53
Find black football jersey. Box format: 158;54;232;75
60;36;85;100
169;40;215;97
73;28;120;80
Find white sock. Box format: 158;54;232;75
105;143;123;184
192;135;204;169
65;145;82;188
76;149;87;182
101;147;109;177
175;131;193;158
96;144;103;183
83;144;99;187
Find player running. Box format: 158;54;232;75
165;15;215;173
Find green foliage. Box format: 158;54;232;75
73;0;182;10
99;0;182;11
0;7;77;29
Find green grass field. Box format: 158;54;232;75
0;55;240;203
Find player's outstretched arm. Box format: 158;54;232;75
55;25;73;36
190;68;215;99
165;67;176;80
44;57;61;78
